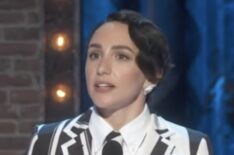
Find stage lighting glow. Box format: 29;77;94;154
57;35;65;47
51;83;72;103
56;89;66;98
51;32;71;52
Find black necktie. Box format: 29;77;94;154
102;131;123;155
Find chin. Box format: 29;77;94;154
92;96;113;105
94;101;112;109
93;100;119;111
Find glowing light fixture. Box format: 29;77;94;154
45;0;77;122
51;83;72;103
51;32;71;52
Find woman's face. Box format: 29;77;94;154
85;21;148;112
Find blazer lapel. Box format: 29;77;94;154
61;110;92;155
149;115;176;155
150;131;176;155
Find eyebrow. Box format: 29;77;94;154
89;43;136;54
112;45;136;54
88;43;101;49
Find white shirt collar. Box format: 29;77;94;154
119;105;151;152
89;105;151;153
89;107;113;153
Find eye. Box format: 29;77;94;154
88;51;100;60
115;53;130;61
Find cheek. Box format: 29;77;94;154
118;67;145;88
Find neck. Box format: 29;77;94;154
96;94;145;130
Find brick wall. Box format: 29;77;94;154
0;0;44;154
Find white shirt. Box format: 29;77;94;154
89;105;151;155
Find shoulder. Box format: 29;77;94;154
156;116;206;139
34;109;92;137
155;115;213;155
33;119;69;137
27;110;93;155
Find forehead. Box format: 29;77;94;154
89;22;137;50
92;21;129;37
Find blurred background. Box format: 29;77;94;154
0;0;233;155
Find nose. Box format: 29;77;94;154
97;57;111;76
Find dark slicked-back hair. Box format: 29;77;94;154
90;10;172;83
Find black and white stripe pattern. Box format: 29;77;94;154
27;109;212;155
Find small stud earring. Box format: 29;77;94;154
144;84;157;95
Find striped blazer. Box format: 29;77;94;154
27;109;212;155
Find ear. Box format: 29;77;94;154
155;69;164;81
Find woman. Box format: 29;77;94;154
27;10;212;155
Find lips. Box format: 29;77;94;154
94;81;115;93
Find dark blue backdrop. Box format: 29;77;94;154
80;1;234;155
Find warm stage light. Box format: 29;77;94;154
57;35;65;47
51;32;71;52
51;83;72;103
56;89;66;98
